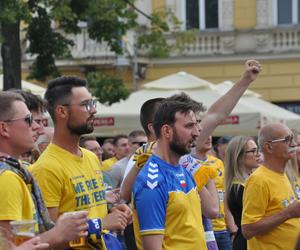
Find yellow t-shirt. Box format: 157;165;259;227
0;170;38;231
293;179;300;200
30;143;108;249
194;155;226;231
101;157;118;172
242;165;300;250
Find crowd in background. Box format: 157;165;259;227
0;59;300;250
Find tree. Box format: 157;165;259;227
0;0;30;90
86;71;130;105
0;0;137;89
0;1;195;104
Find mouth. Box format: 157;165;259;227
32;135;39;142
188;139;196;148
288;147;297;153
88;116;95;124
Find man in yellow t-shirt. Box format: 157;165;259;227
242;123;300;250
0;91;89;248
31;76;131;249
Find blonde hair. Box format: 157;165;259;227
224;136;254;200
286;129;300;193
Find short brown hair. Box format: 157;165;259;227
79;136;97;147
0;91;25;121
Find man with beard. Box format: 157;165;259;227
132;99;205;249
242;123;300;250
0;91;89;249
31;76;131;249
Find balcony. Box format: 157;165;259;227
12;26;300;67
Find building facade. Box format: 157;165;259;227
18;0;300;112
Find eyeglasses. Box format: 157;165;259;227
34;118;48;127
245;148;260;155
131;141;147;147
62;99;97;112
268;134;294;146
4;113;33;127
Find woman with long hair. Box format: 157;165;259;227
224;136;261;250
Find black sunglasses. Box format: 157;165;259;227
131;141;147;147
4;113;33;127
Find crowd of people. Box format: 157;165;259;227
0;59;299;250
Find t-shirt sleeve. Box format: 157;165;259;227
242;177;268;225
0;171;24;220
133;181;168;235
31;163;63;207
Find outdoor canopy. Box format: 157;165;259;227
0;75;46;96
93;72;300;137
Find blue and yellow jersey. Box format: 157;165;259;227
132;154;207;250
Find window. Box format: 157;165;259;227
275;0;300;25
185;0;219;30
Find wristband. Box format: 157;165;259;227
87;218;102;239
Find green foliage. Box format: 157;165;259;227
0;0;30;23
26;7;73;80
0;0;195;83
86;71;130;106
0;0;138;81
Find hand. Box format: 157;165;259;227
54;211;89;243
285;200;300;218
242;59;262;82
14;236;49;250
106;188;121;204
113;204;132;224
136;153;151;169
102;209;128;231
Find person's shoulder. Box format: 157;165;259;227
207;154;224;166
134;155;166;191
0;169;24;186
244;166;266;187
30;147;63;174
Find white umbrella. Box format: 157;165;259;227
216;81;300;130
0;75;46;97
93;72;267;136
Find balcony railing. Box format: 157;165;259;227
4;26;300;66
63;26;300;59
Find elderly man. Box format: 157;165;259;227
242;123;300;250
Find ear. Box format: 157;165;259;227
148;123;154;135
161;124;173;140
55;105;68;120
0;122;10;138
264;142;272;153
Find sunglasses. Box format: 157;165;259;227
4;113;33;127
131;141;147;147
63;99;97;112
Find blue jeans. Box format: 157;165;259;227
214;230;232;250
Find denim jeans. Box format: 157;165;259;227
214;230;232;250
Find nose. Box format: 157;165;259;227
193;124;201;137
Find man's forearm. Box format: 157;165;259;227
120;165;140;202
242;209;290;239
